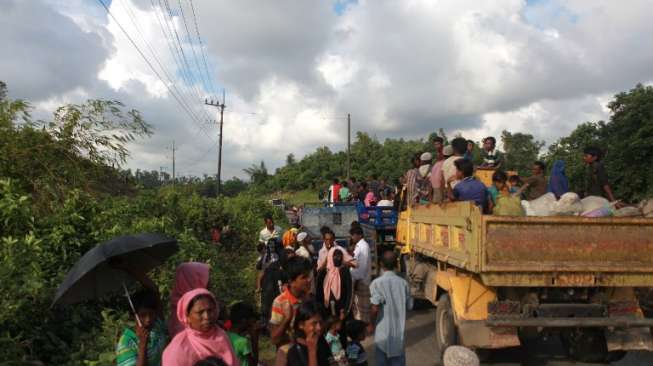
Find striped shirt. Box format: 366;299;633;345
115;319;167;366
269;289;302;346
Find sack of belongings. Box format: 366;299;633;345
494;195;525;216
580;196;617;217
640;199;653;218
614;206;643;217
552;192;583;216
522;192;557;216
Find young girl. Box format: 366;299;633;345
324;313;348;366
287;300;332;366
345;320;368;366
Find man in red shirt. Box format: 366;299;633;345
329;179;342;204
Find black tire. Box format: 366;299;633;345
434;294;457;365
562;329;624;363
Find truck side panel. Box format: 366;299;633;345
483;216;653;273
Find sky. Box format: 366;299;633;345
2;0;652;179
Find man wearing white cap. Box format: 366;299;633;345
294;232;312;259
431;145;452;204
414;152;433;204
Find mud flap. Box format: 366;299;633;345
458;321;521;349
606;327;653;352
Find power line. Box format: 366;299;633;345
117;0;210;134
161;0;205;101
155;0;215;123
95;0;213;142
188;0;218;96
176;0;212;95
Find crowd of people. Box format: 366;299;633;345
321;135;618;217
114;214;412;366
323;176;396;208
113;134;618;366
407;136;619;215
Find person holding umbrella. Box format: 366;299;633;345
116;289;168;366
162;288;238;366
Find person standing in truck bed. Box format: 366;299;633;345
582;146;617;202
522;161;548;201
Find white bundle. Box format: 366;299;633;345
523;192;557;216
552;192;583;216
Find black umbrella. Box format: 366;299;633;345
52;233;178;307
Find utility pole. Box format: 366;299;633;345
167;140;176;186
205;89;226;195
347;113;351;179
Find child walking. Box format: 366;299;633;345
345;320;368;366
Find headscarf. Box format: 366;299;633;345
547;160;569;199
168;262;210;336
323;247;352;307
162;289;239;366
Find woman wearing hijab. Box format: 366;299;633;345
168;262;210;337
162;288;238;366
318;247;354;317
548;160;570;199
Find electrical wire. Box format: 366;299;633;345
96;0;216;143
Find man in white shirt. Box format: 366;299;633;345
258;215;282;245
350;226;371;322
317;229;356;271
257;215;282;291
442;137;468;190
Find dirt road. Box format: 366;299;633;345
364;306;653;365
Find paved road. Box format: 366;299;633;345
365;305;653;365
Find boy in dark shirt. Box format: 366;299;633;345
447;158;489;213
582;146;616;202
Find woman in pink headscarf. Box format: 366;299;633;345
168;262;210;336
321;246;355;316
162;288;238;366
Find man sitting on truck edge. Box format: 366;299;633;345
479;136;504;169
443;137;467;191
582;146;617;202
448;158;489;213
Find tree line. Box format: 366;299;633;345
239;84;653;203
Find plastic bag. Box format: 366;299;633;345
581;207;612;217
552;192;583;216
581;196;610;213
525;192;557;216
494;195;525;216
614;206;642;217
640;199;653;218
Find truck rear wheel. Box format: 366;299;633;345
434;294;457;364
561;329;626;363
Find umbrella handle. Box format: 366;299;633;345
123;282;143;328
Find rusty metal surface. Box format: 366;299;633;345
457;320;521;349
486;317;653;327
481;272;653;287
483;216;653;273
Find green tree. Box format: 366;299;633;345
501;130;545;176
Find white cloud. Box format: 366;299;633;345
3;0;653;180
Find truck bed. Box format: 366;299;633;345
399;202;653;287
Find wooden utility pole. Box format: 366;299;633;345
347;113;351;179
205;89;226;195
170;140;177;186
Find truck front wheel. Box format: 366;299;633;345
434;294;457;364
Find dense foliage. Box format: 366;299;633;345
2;80;652;364
546;84;653;202
0;82;285;365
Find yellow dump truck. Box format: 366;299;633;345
397;202;653;363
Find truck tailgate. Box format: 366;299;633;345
483;216;653;273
